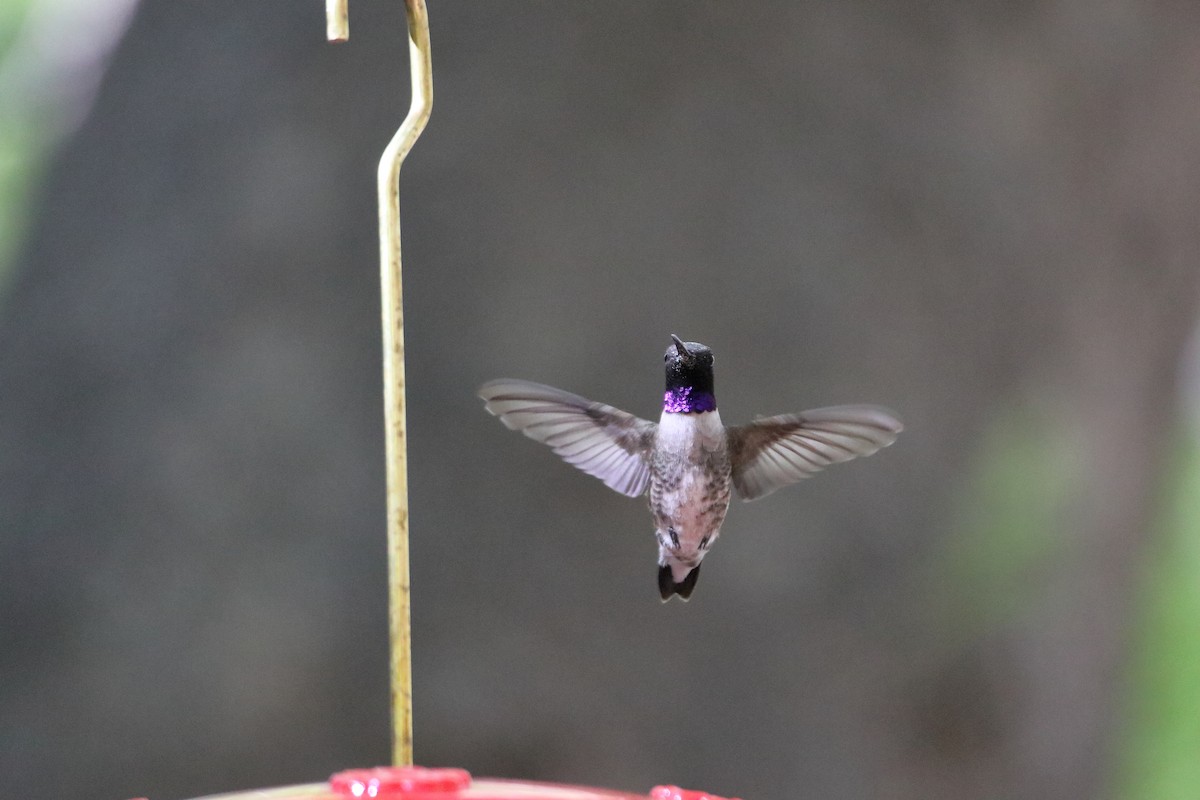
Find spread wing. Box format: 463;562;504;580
728;405;902;501
478;379;657;497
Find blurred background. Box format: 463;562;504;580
2;1;1199;799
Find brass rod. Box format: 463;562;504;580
376;0;432;768
325;0;348;42
325;0;431;767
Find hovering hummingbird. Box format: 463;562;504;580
478;335;902;601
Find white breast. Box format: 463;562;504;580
652;410;729;550
657;409;724;450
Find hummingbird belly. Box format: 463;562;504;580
650;411;732;572
652;470;730;558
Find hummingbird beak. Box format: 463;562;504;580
671;334;692;360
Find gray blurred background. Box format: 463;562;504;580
2;1;1200;799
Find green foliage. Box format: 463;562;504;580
1114;433;1200;800
935;405;1079;631
936;408;1200;796
0;0;45;291
0;121;41;286
0;0;30;53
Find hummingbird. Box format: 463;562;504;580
478;335;902;601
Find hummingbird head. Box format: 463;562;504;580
662;334;716;413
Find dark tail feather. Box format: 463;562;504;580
658;563;701;601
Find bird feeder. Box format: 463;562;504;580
181;766;737;800
131;3;746;800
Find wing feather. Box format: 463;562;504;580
777;439;825;472
728;404;902;501
479;379;657;497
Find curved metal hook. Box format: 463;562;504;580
377;0;432;769
325;0;433;768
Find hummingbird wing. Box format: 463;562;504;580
727;405;902;501
478;379;657;497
